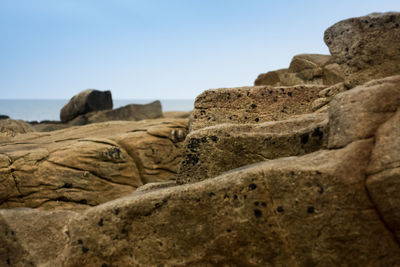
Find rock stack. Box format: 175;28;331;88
1;12;400;266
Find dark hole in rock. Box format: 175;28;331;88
307;206;315;214
277;206;284;213
62;183;73;189
255;118;259;122
248;183;257;190
121;229;128;234
211;136;219;142
254;201;259;206
6;258;10;265
233;194;238;200
251;104;257;109
82;246;89;253
261;202;267;207
312;127;324;139
224;194;230;199
290;171;295;176
226;229;232;232
201;137;207;143
300;133;309;144
254;209;262;218
287;92;293;97
209;192;215;197
78;239;83;244
98;218;104;227
114;208;120;215
79;199;87;204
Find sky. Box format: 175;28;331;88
1;0;399;100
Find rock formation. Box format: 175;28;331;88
0;119;35;138
325;12;400;88
68;100;162;126
0;118;188;210
254;54;344;86
60;89;113;123
1;12;400;266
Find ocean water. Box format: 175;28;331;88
0;99;194;122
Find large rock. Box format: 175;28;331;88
177;113;328;183
2;139;400;266
255;54;344;86
60;89;113;123
0;119;35;138
68;101;162;126
324;12;400;87
190;84;326;131
0;118;188;210
0;115;9;120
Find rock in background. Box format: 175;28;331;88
60;89;113;123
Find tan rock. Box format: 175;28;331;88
191;84;326;131
0;118;188;210
177;113;328;183
324;12;400;87
0;119;35;137
3;139;399;266
328;75;400;148
162;111;192;119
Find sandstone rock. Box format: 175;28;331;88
177;113;328;183
190;84;326;131
0;119;35;137
255;54;344;87
0;118;188;210
0;208;78;266
328;75;400;148
60;89;113;123
324;12;400;87
2;139;400;266
162;111;192;119
68;101;162;126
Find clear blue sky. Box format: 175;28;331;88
1;0;399;99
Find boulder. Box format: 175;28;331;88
177;113;328;183
255;54;344;86
0;115;9;120
190;84;326;131
2;139;400;266
0;119;35;138
0;118;188;210
60;89;113;123
68;101;162;126
324;12;400;87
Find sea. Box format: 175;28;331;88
0;99;194;122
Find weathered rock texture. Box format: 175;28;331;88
255;54;344;86
0;118;188;210
178;113;327;183
68;101;163;126
60;89;113;123
190;84;326;131
325;12;400;87
0;119;35;138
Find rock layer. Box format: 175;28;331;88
0;118;188;210
190;84;326;131
177;113;328;183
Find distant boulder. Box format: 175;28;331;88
60;89;113;123
0;119;35;137
68;100;163;126
0;115;9;120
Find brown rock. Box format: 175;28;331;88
255;54;344;87
60;89;113;123
328;75;400;148
324;12;400;87
0;119;35;137
190;84;326;131
3;139;400;266
68;101;162;126
162;111;192;119
0;118;188;210
177;113;328;183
